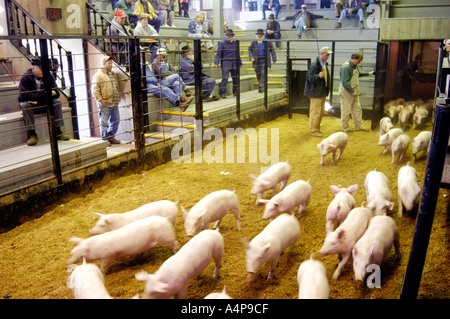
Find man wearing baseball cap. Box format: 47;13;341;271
304;47;333;137
91;55;122;145
107;9;132;65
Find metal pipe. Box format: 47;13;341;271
400;103;450;299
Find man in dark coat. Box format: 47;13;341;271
304;47;332;137
18;57;70;146
213;29;242;98
249;29;277;93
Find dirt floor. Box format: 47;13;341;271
0;112;448;299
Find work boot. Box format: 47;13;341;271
360;21;365;28
109;137;121;144
27;135;38;146
185;88;192;97
336;22;342;28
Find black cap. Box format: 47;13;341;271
31;57;41;66
181;45;192;53
225;29;235;36
256;29;264;35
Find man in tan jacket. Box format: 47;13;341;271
91;56;122;145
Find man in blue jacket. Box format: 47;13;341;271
249;29;277;93
180;46;219;102
265;14;281;49
18;57;70;146
213;29;242;98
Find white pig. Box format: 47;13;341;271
89;200;178;235
319;205;373;280
66;258;113;299
391;134;411;164
365;169;394;216
413;107;429;129
204;286;233;299
352;216;400;281
259;179;312;220
242;213;301;282
317;132;348;165
398;107;413;130
297;254;329;299
326;184;358;233
379;117;394;136
397;162;421;217
135;229;224;299
412;131;432;161
181;189;241;237
250;161;292;204
378;128;404;154
68;215;179;273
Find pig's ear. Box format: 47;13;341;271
386;201;394;211
330;185;341;194
263;243;271;252
249;174;258;180
198;209;207;218
337;229;345;240
258;199;269;205
347;184;358;195
135;271;152;282
93;213;104;219
352;247;358;256
181;206;188;219
317;143;322;149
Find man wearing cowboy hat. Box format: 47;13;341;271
265;14;281;49
213;29;242;98
180;46;219;102
91;55;123;145
248;29;277;93
304;47;332;137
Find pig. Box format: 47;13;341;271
297;254;329;299
250;161;292;204
204;286;233;299
412;131;432;161
181;189;241;237
379;117;394;136
258;179;312;220
413;107;429;129
135;229;224;299
89;200;178;235
395;98;406;105
384;104;399;124
319;205;373;280
317;132;348;165
391;134;411;164
365;169;394;216
398;107;413;130
242;213;301;282
378;128;404;154
397;162;421;217
66;257;113;299
352;216;400;281
68;215;179;273
326;184;358;233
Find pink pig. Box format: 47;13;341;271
326;184;358;233
317;132;348;165
397;162;421;217
250;162;292;204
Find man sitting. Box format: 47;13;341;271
335;0;365;29
282;4;328;39
188;13;213;49
18;57;70;146
180;45;219;102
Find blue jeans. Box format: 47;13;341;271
262;4;281;19
294;16;307;36
161;74;186;96
98;103;120;140
147;84;179;106
338;8;364;23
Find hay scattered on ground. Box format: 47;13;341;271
0;113;448;299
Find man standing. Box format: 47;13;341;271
91;56;122;145
18;57;70;146
339;51;374;132
304;47;332;137
248;29;276;93
180;45;219;102
213;29;242;98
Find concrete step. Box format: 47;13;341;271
0;84;20;114
0;139;107;195
0;107;74;150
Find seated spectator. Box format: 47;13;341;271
207;18;230;36
188;14;213;50
133;16;162;63
170;0;179;17
361;0;377;13
106;9;132;65
321;0;331;8
262;0;281;20
157;0;175;27
335;0;365;29
178;0;189;18
151;48;192;100
18;57;70;146
282;4;328;39
133;0;163;33
249;29;276;93
265;14;281;49
115;0;139;29
145;54;193;111
334;0;346;18
180;45;220;102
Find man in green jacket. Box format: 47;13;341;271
304;47;332;137
339;51;374;132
